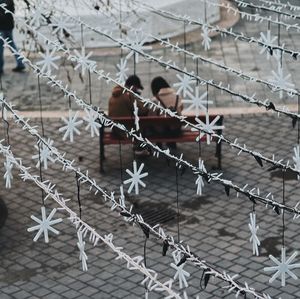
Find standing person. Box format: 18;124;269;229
0;0;26;76
150;76;183;149
108;74;150;156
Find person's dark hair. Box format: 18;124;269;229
151;76;170;96
125;75;144;90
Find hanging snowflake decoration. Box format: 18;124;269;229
59;110;83;142
27;206;62;243
293;145;300;175
116;58;129;84
264;247;300;287
28;7;46;28
77;230;88;271
83;108;101;138
3;157;13;189
259;30;277;60
170;251;190;289
195;158;206;196
173;69;196;97
191;112;224;145
123;160;148;195
201;25;212;51
32;139;56;170
73;47;95;76
269;64;295;99
50;16;72;38
183;86;212;116
124;31;152;64
36;45;60;74
248;212;260;256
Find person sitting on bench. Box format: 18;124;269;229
149;76;183;149
108;75;150;156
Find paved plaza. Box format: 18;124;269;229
0;2;300;299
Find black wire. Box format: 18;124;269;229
1;104;10;146
76;172;82;219
37;75;45;137
282;170;285;248
175;167;180;242
38;141;45;206
183;21;187;67
119;0;123;58
88;70;92;105
119;140;124;182
68;95;72;109
206;83;209;112
133;52;136;75
143;236;148;296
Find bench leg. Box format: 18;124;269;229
216;141;222;170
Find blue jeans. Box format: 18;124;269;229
0;30;25;73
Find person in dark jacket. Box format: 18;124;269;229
0;0;25;75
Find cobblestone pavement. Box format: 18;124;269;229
0;2;300;299
0;112;299;299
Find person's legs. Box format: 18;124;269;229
6;30;25;70
0;31;4;74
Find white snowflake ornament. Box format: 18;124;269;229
293;145;300;175
116;58;129;84
59;110;83;142
3;157;13;188
27;206;62;243
259;30;277;60
36;45;60;74
77;230;88;271
83;108;101;138
195;158;206;196
173;69;195;97
269;64;295;99
201;25;212;51
32;139;56;170
124;160;148;195
183;86;212;116
28;7;46;28
73;47;95;76
191;112;224;145
248;212;260;256
50;16;72;38
170;251;190;289
264;247;300;287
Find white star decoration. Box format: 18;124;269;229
123;160;148;194
293;145;300;175
83;108;101;138
29;7;46;28
59;110;83;142
270;64;295;99
191;113;224;145
32;139;56;170
77;230;88;271
50;16;72;38
170;251;190;289
201;25;212;51
36;46;60;74
195;158;206;196
173;68;196;97
27;206;62;243
248;212;260;256
116;58;129;84
183;86;212;116
3;157;13;189
259;30;277;60
73;47;95;76
264;247;300;287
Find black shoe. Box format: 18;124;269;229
167;142;177;149
12;66;26;72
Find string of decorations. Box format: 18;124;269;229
255;0;300;12
129;0;300;59
232;0;300;20
0;142;181;299
0;97;274;299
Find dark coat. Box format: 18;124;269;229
0;0;15;30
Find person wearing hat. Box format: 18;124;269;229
108;75;150;155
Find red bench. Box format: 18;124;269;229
99;115;224;172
